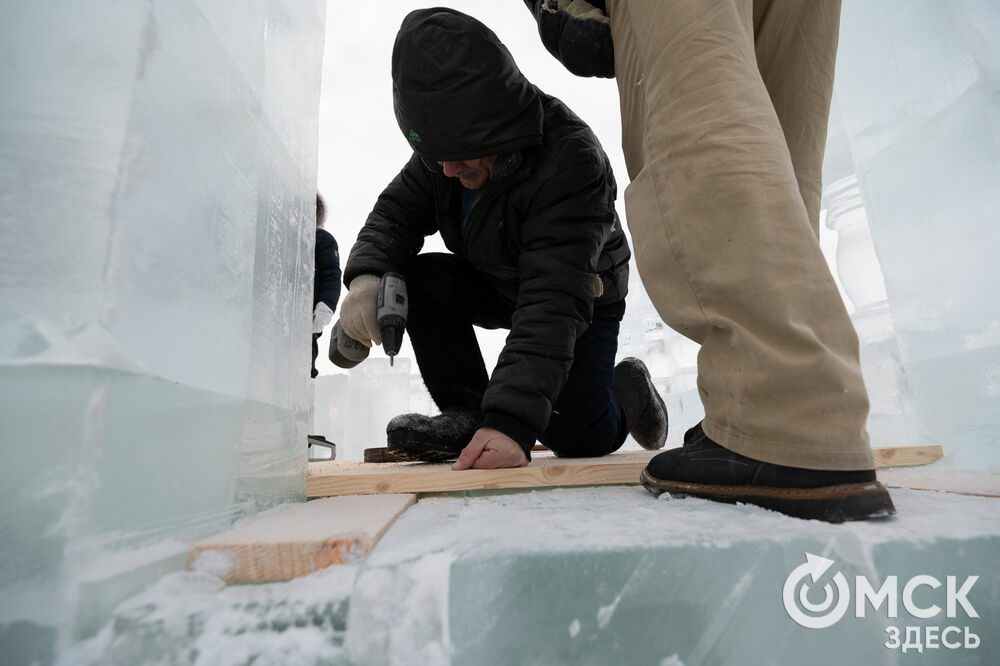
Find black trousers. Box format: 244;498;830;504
405;253;627;457
311;333;321;378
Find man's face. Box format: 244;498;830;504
437;155;498;190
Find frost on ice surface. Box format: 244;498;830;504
69;486;1000;665
70;566;358;666
344;552;453;666
596;593;621;629
188;549;235;579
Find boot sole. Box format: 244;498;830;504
640;468;896;523
617;358;668;450
636;386;668;451
387;428;465;463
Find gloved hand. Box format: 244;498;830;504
340;274;382;347
312;302;334;334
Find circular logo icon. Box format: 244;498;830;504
783;553;851;629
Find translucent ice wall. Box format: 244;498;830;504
0;0;325;661
834;0;1000;469
622;2;1000;466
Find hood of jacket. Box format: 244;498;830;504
392;8;544;161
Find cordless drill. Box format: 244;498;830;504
329;272;408;368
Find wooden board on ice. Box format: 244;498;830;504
307;445;944;498
186;494;416;582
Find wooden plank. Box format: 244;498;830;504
878;469;1000;498
307;445;946;498
186;494;416;582
308;450;658;497
872;445;943;468
364;447;406;463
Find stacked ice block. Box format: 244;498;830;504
71;487;1000;666
0;0;325;661
834;0;1000;469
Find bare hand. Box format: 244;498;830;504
452;427;529;470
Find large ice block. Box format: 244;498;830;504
71;487;1000;665
0;0;326;661
834;1;1000;468
347;488;999;666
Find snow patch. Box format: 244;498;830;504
188;549;235;579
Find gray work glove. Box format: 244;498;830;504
340;274;382;347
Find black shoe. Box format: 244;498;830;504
612;358;668;450
640;423;896;523
386;410;481;462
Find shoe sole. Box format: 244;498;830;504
640;467;896;523
387;429;464;463
638;383;669;451
618;358;668;450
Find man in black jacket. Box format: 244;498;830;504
339;8;667;469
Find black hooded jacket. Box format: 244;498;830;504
344;8;630;452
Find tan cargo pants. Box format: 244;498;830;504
605;0;874;470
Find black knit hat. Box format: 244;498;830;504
392;8;544;161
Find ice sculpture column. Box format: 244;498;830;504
835;0;1000;469
0;0;325;661
822;100;919;450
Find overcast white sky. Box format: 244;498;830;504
314;2;628;376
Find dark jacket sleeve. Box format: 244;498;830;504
480;156;618;453
314;229;342;311
343;153;438;285
522;0;615;78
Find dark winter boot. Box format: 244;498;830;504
386;409;482;462
612;358;668;450
640;423;896;523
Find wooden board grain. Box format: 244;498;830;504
307;445;947;498
308;450;659;497
186;494;416;582
872;445;943;468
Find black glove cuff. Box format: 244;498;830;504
529;0;615;78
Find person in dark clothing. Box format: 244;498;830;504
312;193;341;378
339;8;667;469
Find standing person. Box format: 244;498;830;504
308;193;342;460
338;8;668;469
522;0;894;522
313;193;341;378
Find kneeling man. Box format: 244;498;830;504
340;8;666;469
